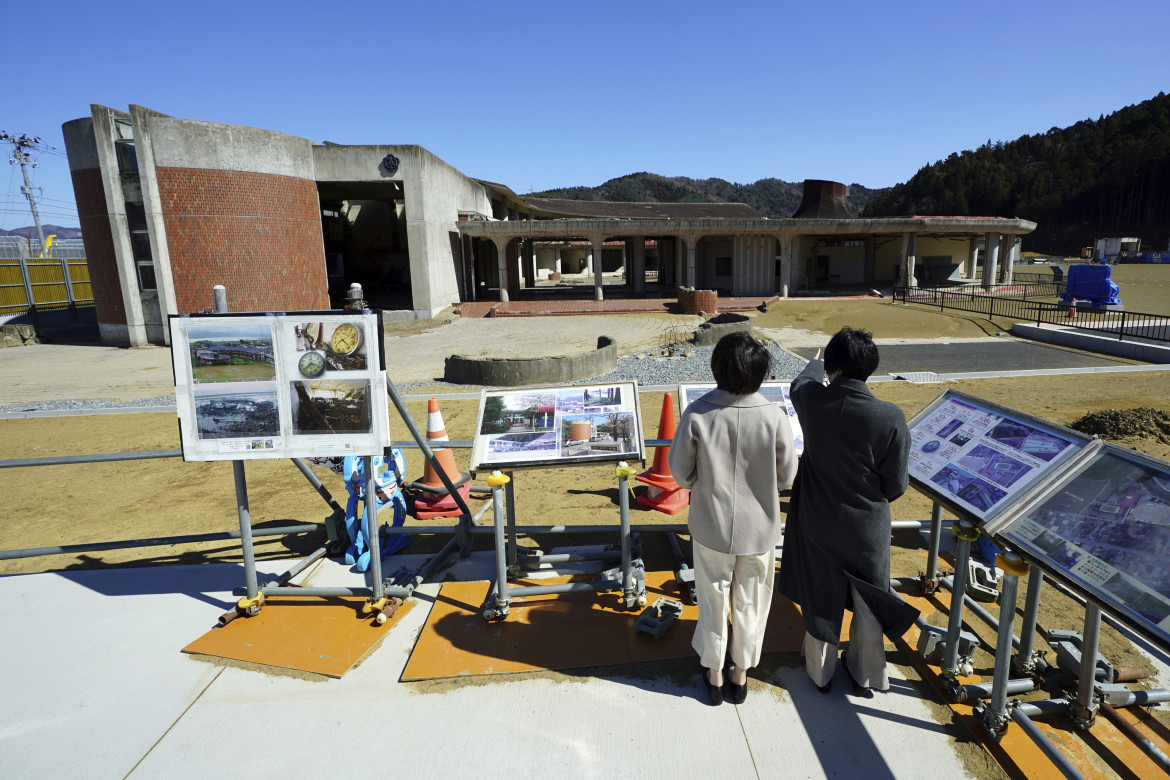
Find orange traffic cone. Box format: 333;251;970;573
1066;302;1077;319
635;392;689;514
414;398;472;519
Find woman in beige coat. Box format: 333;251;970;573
668;332;798;705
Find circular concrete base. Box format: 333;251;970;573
443;336;617;386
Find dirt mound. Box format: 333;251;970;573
1070;407;1170;444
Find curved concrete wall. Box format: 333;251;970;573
444;336;617;387
692;313;753;346
144;116;327;314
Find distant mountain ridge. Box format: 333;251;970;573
1;225;83;240
529;173;886;218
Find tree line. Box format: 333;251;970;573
862;92;1170;254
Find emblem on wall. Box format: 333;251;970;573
381;153;400;175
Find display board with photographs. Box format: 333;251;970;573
470;383;644;471
989;444;1170;648
679;382;804;456
170;312;390;461
905;390;1095;524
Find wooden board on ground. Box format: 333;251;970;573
403;570;941;681
183;596;413;678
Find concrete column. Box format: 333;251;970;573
899;233;917;288
1001;236;1017;285
522;239;535;288
632;236;646;294
982;232;1000;290
779;236;793;298
585;247;594;275
492;236;510;302
966;238;979;280
674;238;683;288
589;235;606;301
683;236;699;288
554;248;562;274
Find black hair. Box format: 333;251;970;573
823;326;879;381
711;331;771;395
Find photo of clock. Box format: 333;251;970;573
330;322;363;355
298;350;327;378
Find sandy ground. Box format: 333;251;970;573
4;292;1170;777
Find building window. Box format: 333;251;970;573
137;262;157;291
715;257;732;276
115;140;138;173
130;232;152;263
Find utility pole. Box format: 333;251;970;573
2;132;47;251
2;131;76;316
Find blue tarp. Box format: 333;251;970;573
1059;264;1122;307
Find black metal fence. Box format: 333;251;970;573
894;284;1170;345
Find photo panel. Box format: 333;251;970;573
994;445;1170;647
170;311;389;461
470;382;643;471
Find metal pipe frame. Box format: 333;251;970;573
1009;706;1087;780
923;502;944;591
515;551;622;567
619;469;633;603
1016;568;1045;673
942;519;976;683
499;579;623;599
1074;602;1103;729
384;375;475;525
234;585;413;599
505;476;519;569
0;523;319;561
233;460;259;602
983;554;1024;740
939;575;1020;651
490;475;509;615
364;455;385;602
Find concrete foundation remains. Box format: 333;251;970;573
443;336;618;387
691;313;752;346
0;324;38;348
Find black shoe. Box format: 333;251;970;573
704;669;724;706
840;651;873;699
726;665;747;704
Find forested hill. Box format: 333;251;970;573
862;92;1170;254
529;173;886;219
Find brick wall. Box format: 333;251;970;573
155;168;328;314
71;168;126;325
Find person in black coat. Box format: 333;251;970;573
778;327;919;696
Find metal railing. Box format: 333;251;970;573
895;285;1170;345
0;237;93;318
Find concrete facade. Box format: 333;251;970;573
64;104;1038;346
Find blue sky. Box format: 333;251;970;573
3;0;1167;231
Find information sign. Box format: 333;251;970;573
679;382;804;456
169;312;390;461
990;444;1170;648
470;383;644;471
905;390;1094;524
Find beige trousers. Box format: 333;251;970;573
691;539;776;671
803;583;889;691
